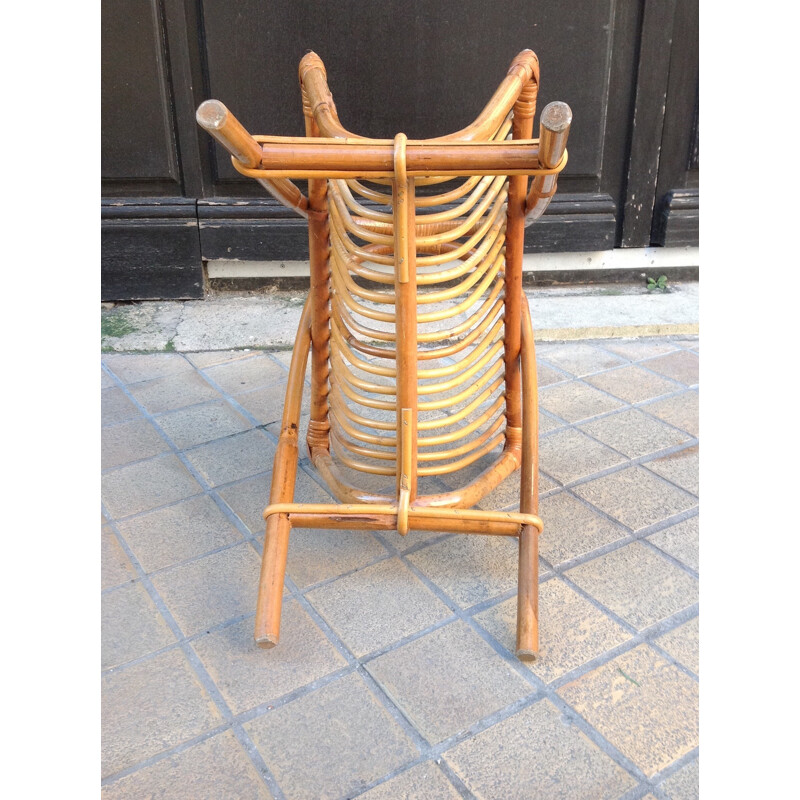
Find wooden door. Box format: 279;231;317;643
101;0;699;300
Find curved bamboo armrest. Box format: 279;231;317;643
196;100;309;218
299;49;540;143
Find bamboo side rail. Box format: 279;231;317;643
196;48;572;660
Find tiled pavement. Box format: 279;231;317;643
101;336;699;799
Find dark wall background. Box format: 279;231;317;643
101;0;698;300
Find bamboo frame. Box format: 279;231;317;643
196;49;571;660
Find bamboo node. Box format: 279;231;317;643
505;425;523;448
298;51;327;81
514;81;539;120
507;49;540;85
307;419;331;450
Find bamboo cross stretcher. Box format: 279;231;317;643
197;49;571;660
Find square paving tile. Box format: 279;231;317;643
565;542;698;630
538;492;629;567
406;534;519;609
558;644;699;777
155;401;253;449
102;417;169;469
642;350;699;386
103;353;194;384
218;470;331;536
152;543;262;635
102;454;202;520
660;757;699;799
185;350;258;369
192;602;347;714
445;698;636;800
539;381;623;423
648;516;699;571
101;648;222;777
101;366;116;389
646;445;699;495
102;387;141;426
203;354;287;394
217;472;272;535
572;467;697;532
535;361;570;387
367;620;531;743
102;581;176;669
475;468;549;511
539;469;559;493
600;338;680;362
306;558;452;657
474;578;630;683
102;527;136;590
656;616;699;675
287;528;390;590
538;343;627;377
244;672;418;800
538;409;567;434
579;408;691;459
358;762;461;800
128;371;221;414
641;390;699;437
539;428;627;485
184;429;276;487
117;494;244;573
583;364;681;404
101;730;273;799
234;384;309;426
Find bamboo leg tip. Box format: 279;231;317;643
255;634;279;650
516;648;539;662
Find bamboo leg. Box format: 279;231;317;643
255;513;292;647
516;300;540;659
516;525;539;659
254;300;312;648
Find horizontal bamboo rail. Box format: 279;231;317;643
263;503;543;536
196;102;569;187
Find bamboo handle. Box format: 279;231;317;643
196;99;263;168
538;101;572;168
524;101;572;223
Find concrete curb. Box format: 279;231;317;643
101;282;698;353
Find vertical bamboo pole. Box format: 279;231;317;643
301;79;333;455
503;77;538;435
392;134;418;507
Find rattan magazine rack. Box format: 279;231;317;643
197;49;571;660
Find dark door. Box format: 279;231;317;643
102;0;699;300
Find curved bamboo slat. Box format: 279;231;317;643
196;49;571;659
